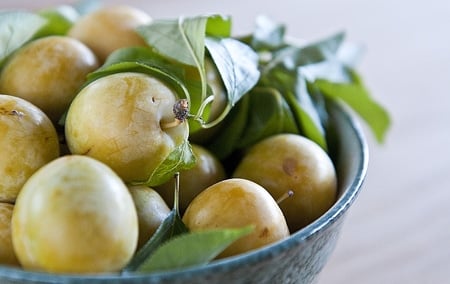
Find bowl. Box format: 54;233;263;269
0;101;369;284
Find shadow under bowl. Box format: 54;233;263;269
0;101;369;284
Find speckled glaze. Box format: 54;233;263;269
0;101;368;284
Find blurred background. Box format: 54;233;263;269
3;0;450;283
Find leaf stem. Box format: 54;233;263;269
193;94;214;120
200;104;232;129
173;172;180;214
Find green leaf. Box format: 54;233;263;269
205;37;260;107
137;15;220;122
101;46;162;66
34;5;79;37
140;140;196;187
299;60;352;83
137;16;208;67
123;209;188;273
85;60;190;102
260;68;327;150
248;31;350;151
238;87;298;148
207;94;250;160
205;15;232;37
0;11;47;67
264;31;345;72
98;47;188;85
293;74;328;150
136;15;254;130
314;73;390;143
135;226;253;273
284;91;327;150
251;15;286;50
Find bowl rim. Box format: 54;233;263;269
0;101;369;282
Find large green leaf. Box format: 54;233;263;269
137;15;235;125
123;209;188;273
137;15;231;67
96;47;188;87
314;74;390;143
0;11;47;67
299;60;352;83
238;87;298;148
247;31;350;151
207;94;250;160
259;68;327;150
137;17;208;67
292;73;327;149
269;32;345;70
205;37;260;107
135;226;253;273
101;46;162;66
85;60;190;101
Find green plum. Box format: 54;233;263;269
156;144;226;213
233;134;337;232
0;36;99;123
0;203;19;266
128;185;171;250
68;5;152;62
11;155;138;273
65;72;189;183
0;94;60;203
182;178;290;258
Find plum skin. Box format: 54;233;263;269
156;144;226;213
65;72;188;183
182;178;290;258
68;5;152;62
0;94;60;203
0;36;99;123
233;134;337;232
11;155;139;273
0;203;19;266
128;185;171;250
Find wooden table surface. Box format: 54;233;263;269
3;0;450;283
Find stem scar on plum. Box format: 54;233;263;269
161;99;191;130
276;190;294;205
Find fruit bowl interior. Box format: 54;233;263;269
0;101;368;284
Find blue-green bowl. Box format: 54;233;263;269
0;101;368;284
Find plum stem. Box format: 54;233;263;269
160;119;182;129
161;99;190;130
276;190;294;205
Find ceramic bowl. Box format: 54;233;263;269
0;101;369;284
